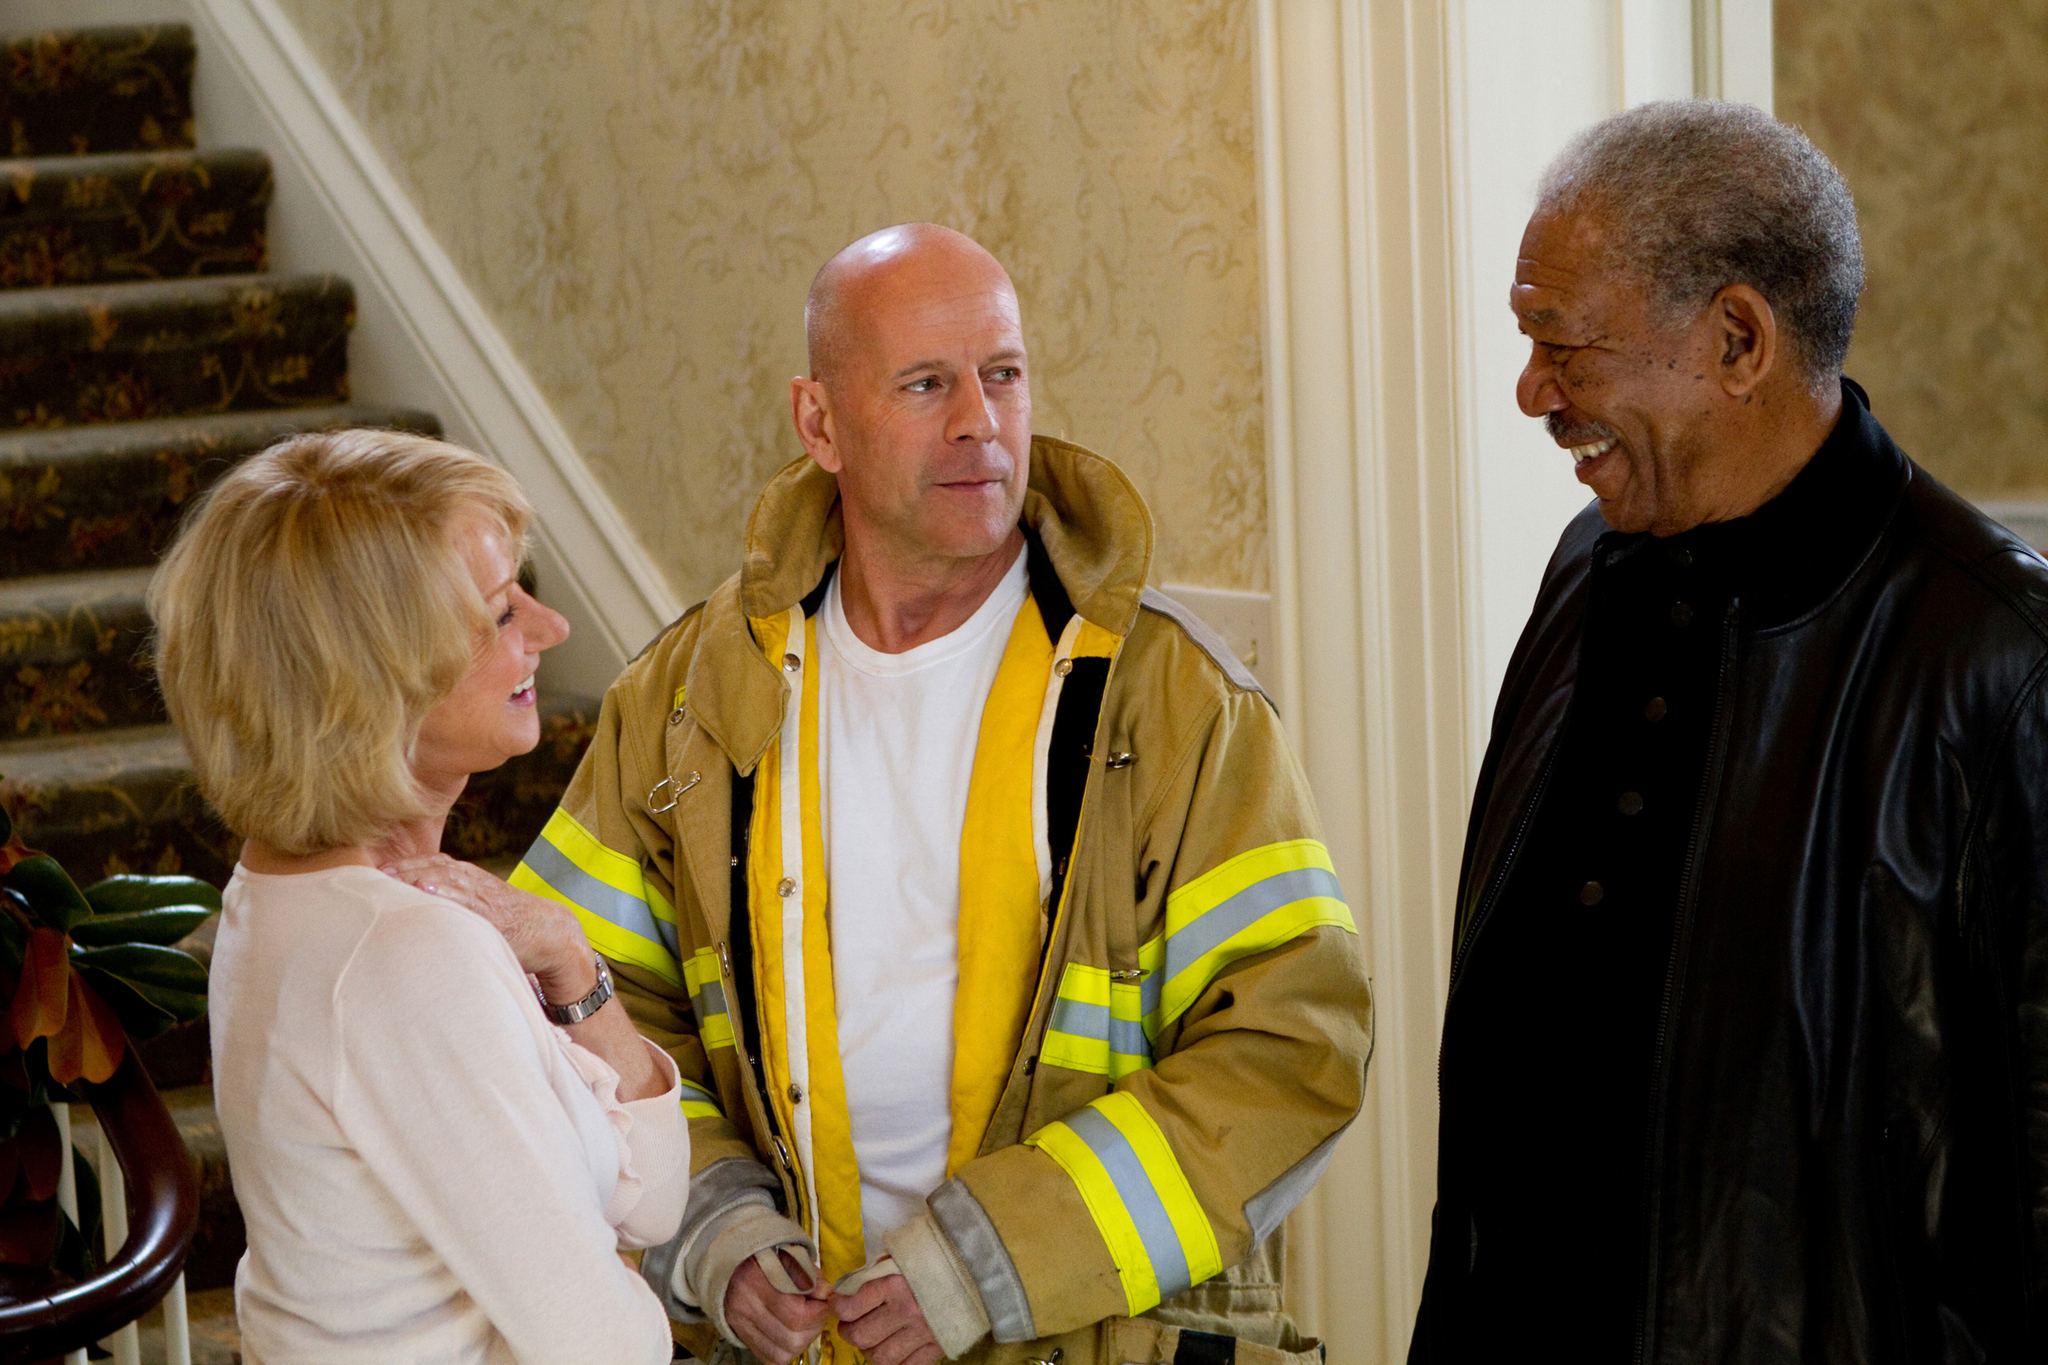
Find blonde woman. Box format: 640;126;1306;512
150;430;688;1363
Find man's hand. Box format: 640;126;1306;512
726;1250;830;1365
832;1274;942;1365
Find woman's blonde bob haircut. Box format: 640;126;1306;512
150;429;533;856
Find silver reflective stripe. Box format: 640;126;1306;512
521;835;680;959
641;1156;780;1321
1048;996;1148;1058
929;1178;1036;1344
1064;1106;1192;1298
1243;1124;1347;1248
1142;865;1345;1017
693;978;730;1020
678;1079;719;1106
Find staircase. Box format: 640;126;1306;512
0;22;600;1345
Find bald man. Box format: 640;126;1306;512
514;225;1371;1365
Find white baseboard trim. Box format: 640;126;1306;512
5;0;680;695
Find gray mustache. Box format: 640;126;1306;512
1544;412;1618;447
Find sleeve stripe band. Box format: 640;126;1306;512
519;825;680;962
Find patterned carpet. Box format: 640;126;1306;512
0;21;601;1303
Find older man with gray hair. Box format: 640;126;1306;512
1414;100;2048;1361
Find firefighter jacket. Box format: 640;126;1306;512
511;438;1373;1365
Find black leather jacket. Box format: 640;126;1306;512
1414;383;2048;1363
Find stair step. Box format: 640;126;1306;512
0;402;441;577
0;24;195;158
0;724;233;885
0;566;159;737
0;146;271;289
0;271;353;431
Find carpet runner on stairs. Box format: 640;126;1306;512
0;20;604;1306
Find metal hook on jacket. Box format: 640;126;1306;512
648;770;701;813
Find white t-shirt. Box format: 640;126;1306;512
211;864;689;1365
816;547;1029;1253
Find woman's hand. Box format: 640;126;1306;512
381;852;666;1101
380;853;594;1004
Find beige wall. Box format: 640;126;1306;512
274;0;1267;605
1776;1;2048;493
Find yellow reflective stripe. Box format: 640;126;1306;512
1025;1091;1221;1313
1041;963;1152;1079
1139;839;1353;1036
678;1077;723;1119
682;947;735;1050
511;809;681;988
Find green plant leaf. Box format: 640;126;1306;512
3;858;92;932
0;892;26;973
73;968;177;1041
66;944;207;995
68;907;214;949
82;876;222;918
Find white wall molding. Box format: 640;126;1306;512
1254;2;1470;1356
8;0;680;695
194;0;680;693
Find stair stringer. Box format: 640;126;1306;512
6;0;683;699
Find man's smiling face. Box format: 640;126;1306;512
1512;207;1724;535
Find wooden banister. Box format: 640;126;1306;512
0;1052;200;1365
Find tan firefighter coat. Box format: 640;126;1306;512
512;438;1374;1365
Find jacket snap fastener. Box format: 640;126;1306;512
1054;658;1073;677
788;1083;805;1104
668;707;685;725
1026;1350;1063;1365
1644;696;1668;722
1580;880;1605;906
1670;601;1693;628
1105;751;1135;770
777;877;797;897
783;652;801;672
1618;791;1644;816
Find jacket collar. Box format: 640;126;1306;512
1596;377;1909;632
688;435;1154;773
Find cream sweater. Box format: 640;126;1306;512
212;864;688;1364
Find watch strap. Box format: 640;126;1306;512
538;950;613;1025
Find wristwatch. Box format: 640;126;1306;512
537;951;614;1025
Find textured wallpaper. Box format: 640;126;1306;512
1776;1;2048;492
273;0;1267;603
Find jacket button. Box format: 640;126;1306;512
1055;658;1073;677
789;1083;805;1104
783;652;801;672
1618;791;1644;815
1580;881;1605;906
1644;696;1668;722
1668;545;1693;568
1669;601;1693;628
668;707;685;725
777;877;796;897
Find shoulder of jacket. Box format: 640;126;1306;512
1132;587;1266;702
1896;470;2048;647
629;599;710;669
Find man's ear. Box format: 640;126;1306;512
789;376;843;472
1712;284;1777;398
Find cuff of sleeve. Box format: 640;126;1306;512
689;1203;816;1345
884;1212;992;1359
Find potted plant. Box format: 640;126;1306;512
0;787;211;1286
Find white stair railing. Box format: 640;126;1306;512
51;1101;193;1365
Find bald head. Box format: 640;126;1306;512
805;223;1017;384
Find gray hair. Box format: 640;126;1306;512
1536;100;1864;387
